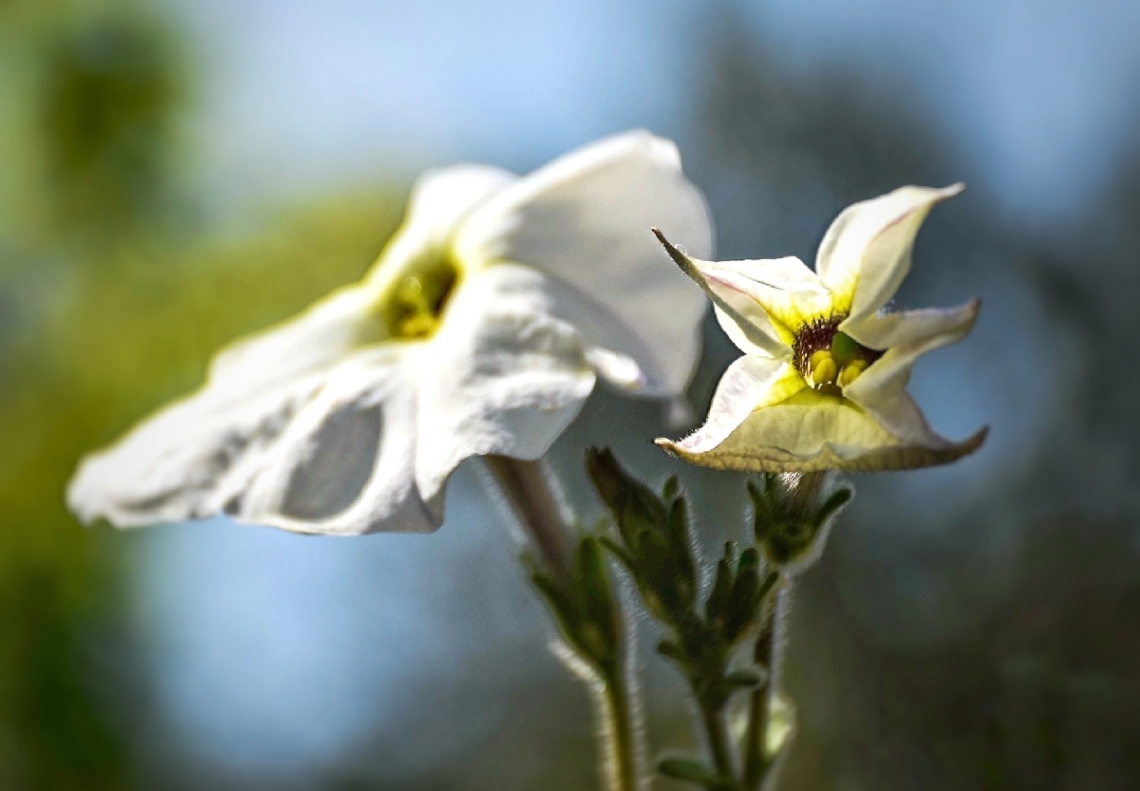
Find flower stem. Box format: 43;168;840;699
742;575;787;791
699;695;738;790
598;661;641;791
482;455;573;581
480;455;644;791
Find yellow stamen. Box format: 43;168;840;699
838;358;868;388
809;350;837;387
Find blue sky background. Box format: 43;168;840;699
163;0;1140;227
135;0;1140;780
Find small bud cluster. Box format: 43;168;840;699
586;448;783;789
567;450;856;791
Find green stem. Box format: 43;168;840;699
599;662;641;791
700;696;738;789
482;456;645;791
482;455;573;581
742;577;787;791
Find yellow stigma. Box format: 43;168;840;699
809;350;837;387
838;358;868;388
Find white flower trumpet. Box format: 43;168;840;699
69;131;713;534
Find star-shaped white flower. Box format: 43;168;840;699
68;131;713;534
654;184;986;472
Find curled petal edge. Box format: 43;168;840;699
656;426;987;473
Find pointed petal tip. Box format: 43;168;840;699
965;296;982;325
960;424;988;454
652;228;698;274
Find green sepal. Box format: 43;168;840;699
816;486;854;529
666;496;698;610
657;639;686;666
577;537;618;662
658;756;727;786
704;542;736;625
529;572;586;657
724;668;765;688
598;536;637;576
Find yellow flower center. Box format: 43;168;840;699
383;254;460;340
793;317;879;396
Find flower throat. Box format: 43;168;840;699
792;316;880;396
385;256;460;340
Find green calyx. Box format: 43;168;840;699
747;472;853;568
530;535;623;670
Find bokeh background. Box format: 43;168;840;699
3;0;1140;788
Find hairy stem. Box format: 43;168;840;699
482;455;573;580
481;455;643;791
599;662;641;791
743;576;788;791
700;695;738;790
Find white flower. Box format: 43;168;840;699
68;131;713;534
654;184;985;472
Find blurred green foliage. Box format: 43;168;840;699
0;2;407;787
0;184;407;786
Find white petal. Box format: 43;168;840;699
698;256;833;336
236;349;440;534
414;264;596;505
841;299;981;351
364;164;516;290
816;184;964;323
658;355;805;456
67;276;451;534
847;387;984;454
207;286;380;398
658;387;985;472
653;231;793;359
842;299;980;407
68;377;321;529
67;343;441;534
453;130;713;396
659;389;893;471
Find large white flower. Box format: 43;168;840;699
654;184;985;472
68;131;713;534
